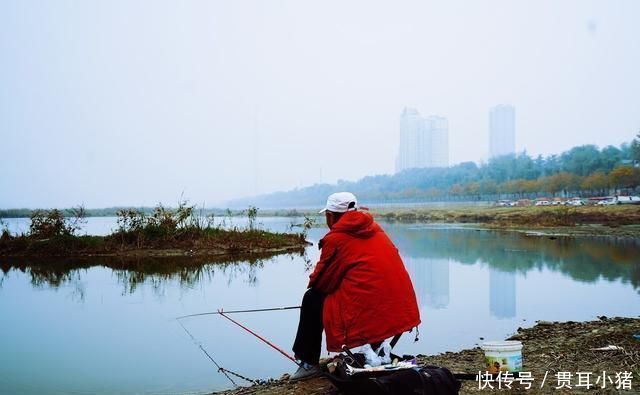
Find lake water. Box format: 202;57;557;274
1;217;639;394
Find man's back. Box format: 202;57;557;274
309;211;421;351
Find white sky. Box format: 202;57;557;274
1;1;639;208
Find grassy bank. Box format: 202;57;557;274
372;204;640;226
213;317;640;395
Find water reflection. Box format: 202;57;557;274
489;268;516;319
389;225;640;295
0;251;308;297
2;226;639;302
404;257;450;309
1;223;639;395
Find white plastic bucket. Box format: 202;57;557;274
481;341;523;373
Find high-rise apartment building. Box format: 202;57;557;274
426;115;449;168
396;108;449;172
489;104;515;158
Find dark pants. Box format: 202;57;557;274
292;288;325;365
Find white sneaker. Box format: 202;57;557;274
290;362;322;381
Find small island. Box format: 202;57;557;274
0;203;310;262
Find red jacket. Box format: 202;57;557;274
308;211;421;352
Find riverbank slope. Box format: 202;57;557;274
212;317;639;394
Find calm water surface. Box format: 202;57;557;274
1;217;639;394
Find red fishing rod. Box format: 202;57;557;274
217;309;301;367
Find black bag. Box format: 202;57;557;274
371;366;461;395
325;354;461;395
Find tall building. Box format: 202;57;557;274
489;268;516;319
404;256;450;309
396;108;449;172
397;108;423;171
426;116;449;168
489;104;515;158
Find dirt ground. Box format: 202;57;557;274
212;317;640;394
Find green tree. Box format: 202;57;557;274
426;187;443;199
560;145;602;176
464;182;481;199
500;180;518;197
479;179;498;196
448;184;464;197
631;132;640;164
600;145;623;171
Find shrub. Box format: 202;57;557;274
246;206;258;230
28;206;86;239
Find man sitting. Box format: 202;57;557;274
291;192;421;380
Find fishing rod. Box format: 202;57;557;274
217;309;302;367
175;305;301;320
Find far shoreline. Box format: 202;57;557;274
264;205;640;239
4;205;640;239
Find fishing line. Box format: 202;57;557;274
177;319;256;386
175;305;300;320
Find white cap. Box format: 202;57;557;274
319;192;358;213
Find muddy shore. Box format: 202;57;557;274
212;317;640;394
484;224;640;240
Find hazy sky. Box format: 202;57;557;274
1;1;639;208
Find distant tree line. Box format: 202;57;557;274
0;207;155;219
234;133;640;207
0;206;236;219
